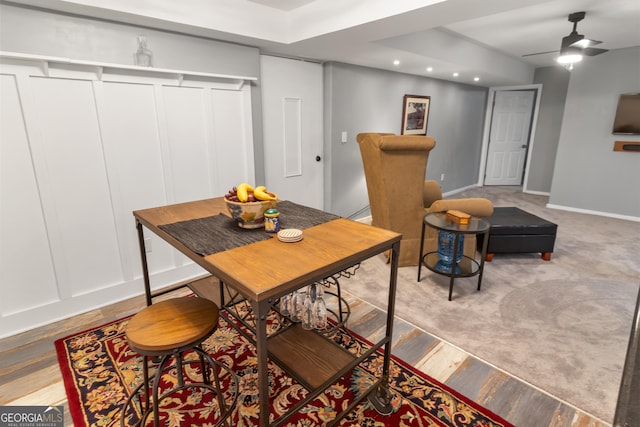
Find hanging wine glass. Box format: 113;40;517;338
301;285;314;330
290;290;304;322
279;293;291;317
313;285;328;330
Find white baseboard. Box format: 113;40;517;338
523;189;550;196
356;215;372;225
546;203;640;222
442;183;480;197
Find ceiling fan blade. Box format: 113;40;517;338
571;38;602;48
522;50;558;57
582;47;608;56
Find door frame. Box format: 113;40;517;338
478;84;543;192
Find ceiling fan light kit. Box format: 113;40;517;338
524;11;608;69
557;45;583;65
557;52;582;65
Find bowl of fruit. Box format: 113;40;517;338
225;183;278;228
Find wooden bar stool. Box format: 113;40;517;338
120;297;237;426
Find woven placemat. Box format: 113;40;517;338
276;200;340;229
159;200;340;256
159;214;269;256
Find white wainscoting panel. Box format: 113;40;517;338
96;81;175;279
0;74;59;315
162;85;213;204
29;77;125;298
210;87;255;192
0;55;255;338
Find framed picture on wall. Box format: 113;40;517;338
401;94;430;135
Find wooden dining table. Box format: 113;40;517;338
133;197;402;426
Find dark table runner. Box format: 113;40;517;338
158;200;341;256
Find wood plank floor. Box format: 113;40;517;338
0;276;609;427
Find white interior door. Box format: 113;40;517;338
260;55;323;209
484;89;536;185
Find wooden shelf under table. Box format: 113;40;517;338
268;323;356;390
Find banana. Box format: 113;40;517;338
253;186;269;201
254;185;277;201
236;183;254;202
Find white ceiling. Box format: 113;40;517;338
9;0;640;86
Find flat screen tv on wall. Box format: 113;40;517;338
612;93;640;135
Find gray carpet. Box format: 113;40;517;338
342;186;640;423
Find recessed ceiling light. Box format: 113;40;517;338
453;72;459;77
474;77;480;82
426;67;433;72
393;60;400;66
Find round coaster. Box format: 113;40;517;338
277;228;303;242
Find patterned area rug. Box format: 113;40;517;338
55;305;513;427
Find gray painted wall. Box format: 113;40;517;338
528;67;570;193
323;62;488;218
549;46;640;218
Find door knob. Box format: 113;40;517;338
316;155;321;162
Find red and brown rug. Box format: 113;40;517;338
55;306;514;427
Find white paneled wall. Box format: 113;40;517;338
0;55;256;337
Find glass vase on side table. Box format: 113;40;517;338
418;212;490;301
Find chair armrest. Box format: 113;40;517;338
423;180;443;208
378;135;435;152
427;198;494;217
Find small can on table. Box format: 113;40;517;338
264;208;280;233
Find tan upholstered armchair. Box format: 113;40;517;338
357;132;493;267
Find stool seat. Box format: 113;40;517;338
120;296;236;427
127;297;219;354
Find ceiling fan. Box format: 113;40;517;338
523;11;608;66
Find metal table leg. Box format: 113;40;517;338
253;299;271;426
368;240;399;414
477;228;489;291
448;233;462;301
136;219;153;307
417;218;427;282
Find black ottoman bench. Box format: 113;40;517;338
479;207;558;261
